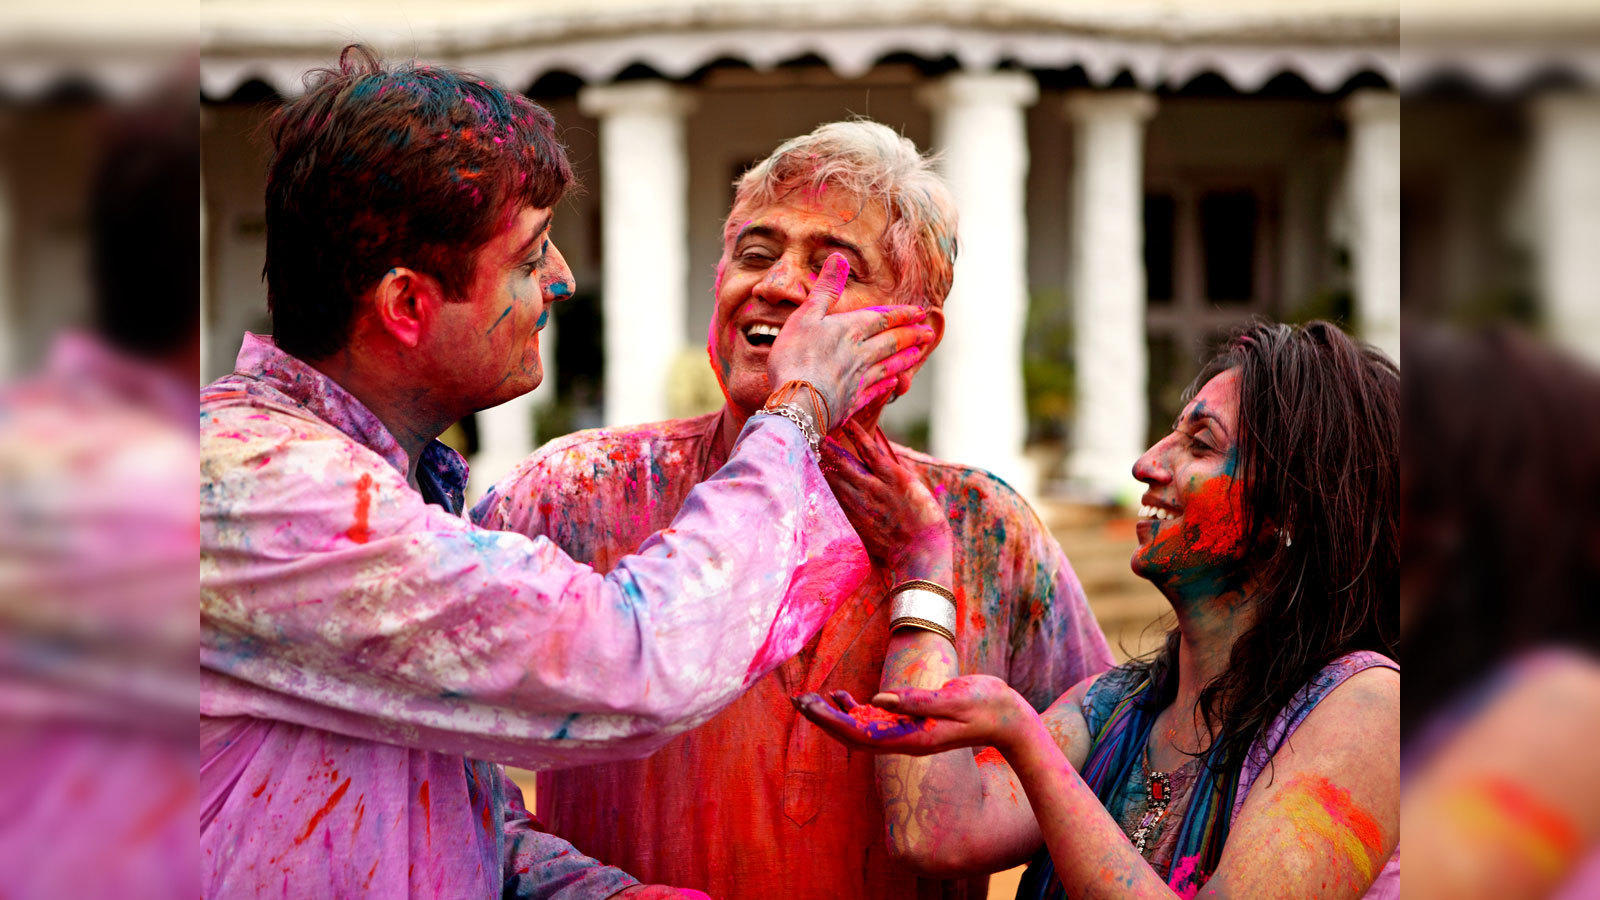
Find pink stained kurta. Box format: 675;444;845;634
200;334;870;897
472;411;1115;900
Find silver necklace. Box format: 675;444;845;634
1130;743;1172;856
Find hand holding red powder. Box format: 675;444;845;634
767;252;935;430
794;675;1036;756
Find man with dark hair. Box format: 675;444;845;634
200;48;935;896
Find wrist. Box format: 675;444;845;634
994;698;1053;763
889;532;954;584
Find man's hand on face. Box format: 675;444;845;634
766;253;936;432
821;418;954;580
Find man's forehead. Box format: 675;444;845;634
727;190;886;245
500;206;553;255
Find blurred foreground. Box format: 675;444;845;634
1;2;1599;896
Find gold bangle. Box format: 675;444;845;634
889;579;955;604
890;616;956;644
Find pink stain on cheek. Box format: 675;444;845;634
1177;474;1248;556
1144;471;1248;572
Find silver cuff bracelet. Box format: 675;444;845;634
889;587;958;643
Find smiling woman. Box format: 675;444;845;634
797;319;1401;899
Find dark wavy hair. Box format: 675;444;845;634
263;44;573;360
1134;319;1400;771
1401;326;1600;740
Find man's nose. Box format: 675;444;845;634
750;256;810;306
546;245;576;302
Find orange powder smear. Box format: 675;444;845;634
1279;775;1386;881
295;776;351;845
849;705;906;724
1439;775;1580;877
346;473;374;544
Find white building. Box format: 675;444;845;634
2;1;1595;503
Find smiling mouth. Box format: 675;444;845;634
1139;504;1177;522
744;323;781;348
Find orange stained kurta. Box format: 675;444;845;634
473;411;1115;899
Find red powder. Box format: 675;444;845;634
418;780;432;845
1308;776;1386;859
294;776;351;845
1181;475;1248;556
974;747;1006;767
346;473;374;544
1480;776;1580;857
848;705;904;724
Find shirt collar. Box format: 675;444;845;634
226;333;469;513
46;331;196;428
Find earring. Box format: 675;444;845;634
1280;529;1293;548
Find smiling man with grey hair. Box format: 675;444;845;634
473;119;1112;899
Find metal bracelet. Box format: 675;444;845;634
756;402;821;453
889;579;956;604
889;616;957;644
889;587;958;638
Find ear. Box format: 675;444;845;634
894;304;945;397
370;268;446;349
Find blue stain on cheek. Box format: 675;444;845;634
485;305;514;335
535;308;550;329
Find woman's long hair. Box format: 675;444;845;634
1133;319;1400;772
1400;326;1600;739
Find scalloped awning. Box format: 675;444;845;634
197;24;1402;98
3;1;1597;101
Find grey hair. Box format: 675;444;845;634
726;119;959;308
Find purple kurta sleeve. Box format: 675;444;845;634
201;411;869;770
500;767;638;898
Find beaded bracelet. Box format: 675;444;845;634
755;403;822;453
767;379;833;434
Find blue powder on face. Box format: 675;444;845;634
548;281;571;297
536;308;550;329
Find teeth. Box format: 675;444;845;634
747;323;782;339
1139;505;1175;521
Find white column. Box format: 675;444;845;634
1342;90;1401;365
1531;92;1600;367
1064;90;1157;505
0;130;14;379
199;172;210;385
579;81;695;427
919;71;1039;500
